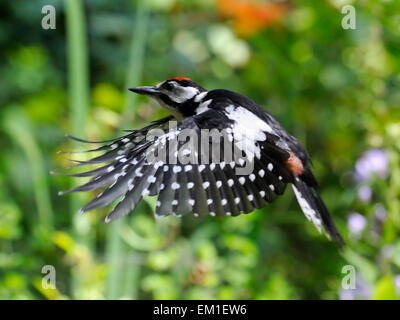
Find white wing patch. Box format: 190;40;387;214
194;91;208;102
195;99;212;115
225;105;273;160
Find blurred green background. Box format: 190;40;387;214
1;0;400;300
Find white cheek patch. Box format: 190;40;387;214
225;105;274;160
166;86;199;103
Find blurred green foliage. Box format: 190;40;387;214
0;0;399;300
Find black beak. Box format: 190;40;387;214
129;86;160;96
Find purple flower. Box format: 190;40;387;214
347;212;367;235
381;245;394;260
395;275;400;297
357;185;372;202
355;149;389;183
374;204;387;222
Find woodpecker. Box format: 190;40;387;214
59;77;344;246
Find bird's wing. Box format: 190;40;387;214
58;108;296;222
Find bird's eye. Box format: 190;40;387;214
163;82;174;91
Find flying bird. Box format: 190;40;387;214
58;77;344;246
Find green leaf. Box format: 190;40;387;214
373;275;398;300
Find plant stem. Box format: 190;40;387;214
123;0;149;121
106;0;149;300
3;109;54;234
65;0;90;298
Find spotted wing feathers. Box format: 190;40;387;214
57;112;293;222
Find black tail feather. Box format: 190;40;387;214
293;179;344;247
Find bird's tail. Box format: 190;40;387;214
292;179;344;247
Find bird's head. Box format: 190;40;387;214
129;77;207;119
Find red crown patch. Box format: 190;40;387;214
168;77;191;81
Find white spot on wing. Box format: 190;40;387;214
147;176;156;183
173;166;182;173
135;168;143;177
172;182;180;190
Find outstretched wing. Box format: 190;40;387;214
58;108;295;222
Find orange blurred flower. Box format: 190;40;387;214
216;0;289;37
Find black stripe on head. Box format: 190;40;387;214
163;78;206;91
158;90;204;118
